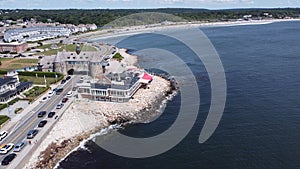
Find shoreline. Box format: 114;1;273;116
76;18;300;41
24;50;178;169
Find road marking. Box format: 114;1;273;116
9;84;71;143
10;116;38;143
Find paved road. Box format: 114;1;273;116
0;76;79;168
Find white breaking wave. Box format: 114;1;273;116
53;124;121;169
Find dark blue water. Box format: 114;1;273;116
58;21;300;169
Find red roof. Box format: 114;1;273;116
142;72;153;81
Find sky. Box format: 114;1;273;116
0;0;299;9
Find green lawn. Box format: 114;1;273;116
13;59;38;64
0;58;38;70
0;58;13;61
37;44;97;56
19;76;57;86
82;45;97;52
0;115;9;125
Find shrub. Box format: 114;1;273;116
112;53;124;62
0;115;9;125
15;107;23;114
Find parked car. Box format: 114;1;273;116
13;142;26;152
52;88;58;92
0;131;8;141
0;143;14;155
38;120;47;127
48;112;56;118
40;97;48;103
1;153;16;165
56;103;64;109
66;76;71;81
27;129;38;139
61;79;66;84
48;91;54;98
66;91;72;97
37;111;46;118
62;98;68;103
56;88;64;95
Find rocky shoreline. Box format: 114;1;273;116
25;74;179;169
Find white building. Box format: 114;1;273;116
4;26;72;42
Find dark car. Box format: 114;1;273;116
66;76;71;81
37;111;46;118
61;79;66;84
27;129;38;139
48;112;56;118
62;98;68;103
38;120;47;127
1;153;16;165
56;88;64;95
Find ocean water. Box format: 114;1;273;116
57;21;300;169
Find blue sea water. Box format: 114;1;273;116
57;21;300;169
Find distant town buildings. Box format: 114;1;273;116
0;71;32;103
0;42;28;53
4;26;72;42
0;17;98;43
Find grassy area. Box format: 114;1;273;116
0;58;13;61
12;59;38;64
112;53;124;62
82;45;97;52
0;115;9;125
19;76;57;86
0;70;63;86
0;58;38;70
36;44;97;56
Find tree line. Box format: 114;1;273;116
0;8;299;27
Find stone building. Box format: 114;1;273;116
53;51;104;77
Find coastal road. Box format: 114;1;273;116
0;76;78;168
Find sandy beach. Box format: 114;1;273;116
24;49;175;169
76;18;300;41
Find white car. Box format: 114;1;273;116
48;91;54;98
0;143;14;154
66;91;72;97
40;97;48;103
0;131;8;141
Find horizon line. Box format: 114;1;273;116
1;7;300;10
